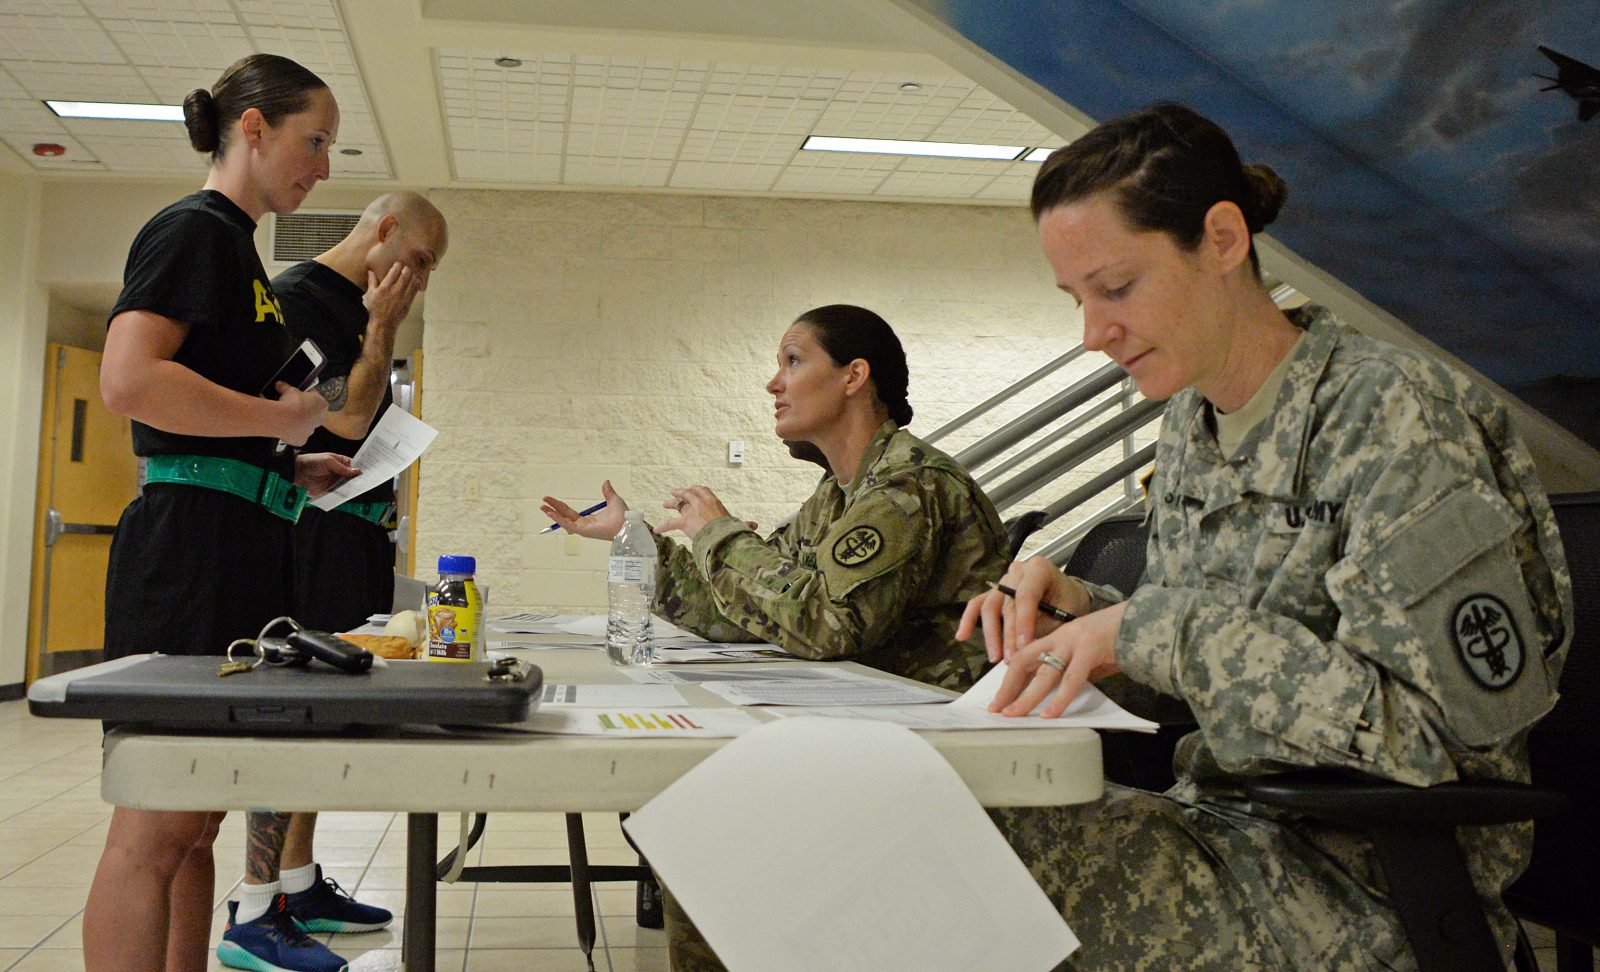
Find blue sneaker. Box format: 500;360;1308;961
284;865;393;933
217;895;348;972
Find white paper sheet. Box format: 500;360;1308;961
538;683;687;707
554;615;694;639
524;706;760;737
949;660;1158;730
648;645;795;664
624;718;1078;972
311;405;438;510
620;667;840;684
488;612;559;632
697;671;949;706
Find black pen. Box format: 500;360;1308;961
994;582;1077;623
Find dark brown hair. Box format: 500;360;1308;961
1031;103;1287;274
792;304;913;427
183;54;328;160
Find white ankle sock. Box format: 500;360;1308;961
281;862;318;896
235;881;280;924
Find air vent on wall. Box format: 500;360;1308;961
269;210;360;264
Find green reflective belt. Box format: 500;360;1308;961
144;454;308;524
333;499;394;526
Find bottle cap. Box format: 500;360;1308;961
624;511;645;520
437;554;476;574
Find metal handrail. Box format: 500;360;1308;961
985;399;1164;509
952;360;1128;470
924;345;1088;445
975;392;1124;488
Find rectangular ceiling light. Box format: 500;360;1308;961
802;135;1027;161
46;100;184;122
1023;147;1064;163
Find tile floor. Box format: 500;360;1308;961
0;697;1571;971
0;699;666;971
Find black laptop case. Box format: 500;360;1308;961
28;654;542;730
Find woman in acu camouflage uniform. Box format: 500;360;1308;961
543;303;1008;692
961;103;1572;970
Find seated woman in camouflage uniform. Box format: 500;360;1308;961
541;303;1008;692
961;103;1572;970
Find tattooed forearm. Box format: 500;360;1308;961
245;811;292;883
316;374;349;412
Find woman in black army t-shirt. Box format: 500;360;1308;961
84;54;355;972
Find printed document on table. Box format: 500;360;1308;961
696;670;950;706
624;718;1078;971
526;706;760;737
539;683;687;707
311;405;437;510
767;661;1157;731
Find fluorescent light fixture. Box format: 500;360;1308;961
45;100;183;122
802;135;1027;161
1023;147;1064;163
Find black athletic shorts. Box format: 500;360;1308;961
103;482;295;659
291;505;396;633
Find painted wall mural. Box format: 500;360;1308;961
920;0;1599;449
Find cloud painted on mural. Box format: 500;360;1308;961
917;0;1600;447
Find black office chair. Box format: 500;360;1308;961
1062;511;1148;597
1061;511;1197;792
1245;491;1600;972
1003;510;1049;562
1504;491;1600;971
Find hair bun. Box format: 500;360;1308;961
182;88;220;153
1241;163;1288;230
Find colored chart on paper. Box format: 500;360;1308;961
527;706;761;737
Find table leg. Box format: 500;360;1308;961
404;812;437;972
566;812;597;971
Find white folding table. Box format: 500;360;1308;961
100;647;1103;970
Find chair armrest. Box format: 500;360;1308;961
1244;773;1570;829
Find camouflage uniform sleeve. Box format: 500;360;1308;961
686;476;937;660
1116;388;1568;786
650;530;758;643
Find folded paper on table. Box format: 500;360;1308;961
624;718;1078;972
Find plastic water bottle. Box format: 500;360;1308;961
607;511;656;666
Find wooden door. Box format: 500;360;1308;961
395;350;423;577
26;344;139;682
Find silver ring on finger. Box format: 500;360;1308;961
676;499;688;511
1038;653;1067;674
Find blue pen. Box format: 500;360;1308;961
540;500;607;534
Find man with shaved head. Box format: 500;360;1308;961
218;192;448;971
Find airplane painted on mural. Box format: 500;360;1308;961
1537;45;1600;122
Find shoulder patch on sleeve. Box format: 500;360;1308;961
832;526;884;567
1452;594;1525;690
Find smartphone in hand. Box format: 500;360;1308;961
260;338;326;399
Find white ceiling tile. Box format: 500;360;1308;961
7;59;158;101
0;12;124;64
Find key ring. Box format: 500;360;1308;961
227;616;307;667
225;639;264;670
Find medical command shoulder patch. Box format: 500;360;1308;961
832;526;884;567
1452;594;1525;690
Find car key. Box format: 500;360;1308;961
288;629;374;673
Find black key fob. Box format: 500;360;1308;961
257;636;308;667
288;629;373;673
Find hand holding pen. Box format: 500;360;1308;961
956;559;1091;664
539;480;629;540
539;500;606;534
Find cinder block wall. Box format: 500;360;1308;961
418;189;1086;613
